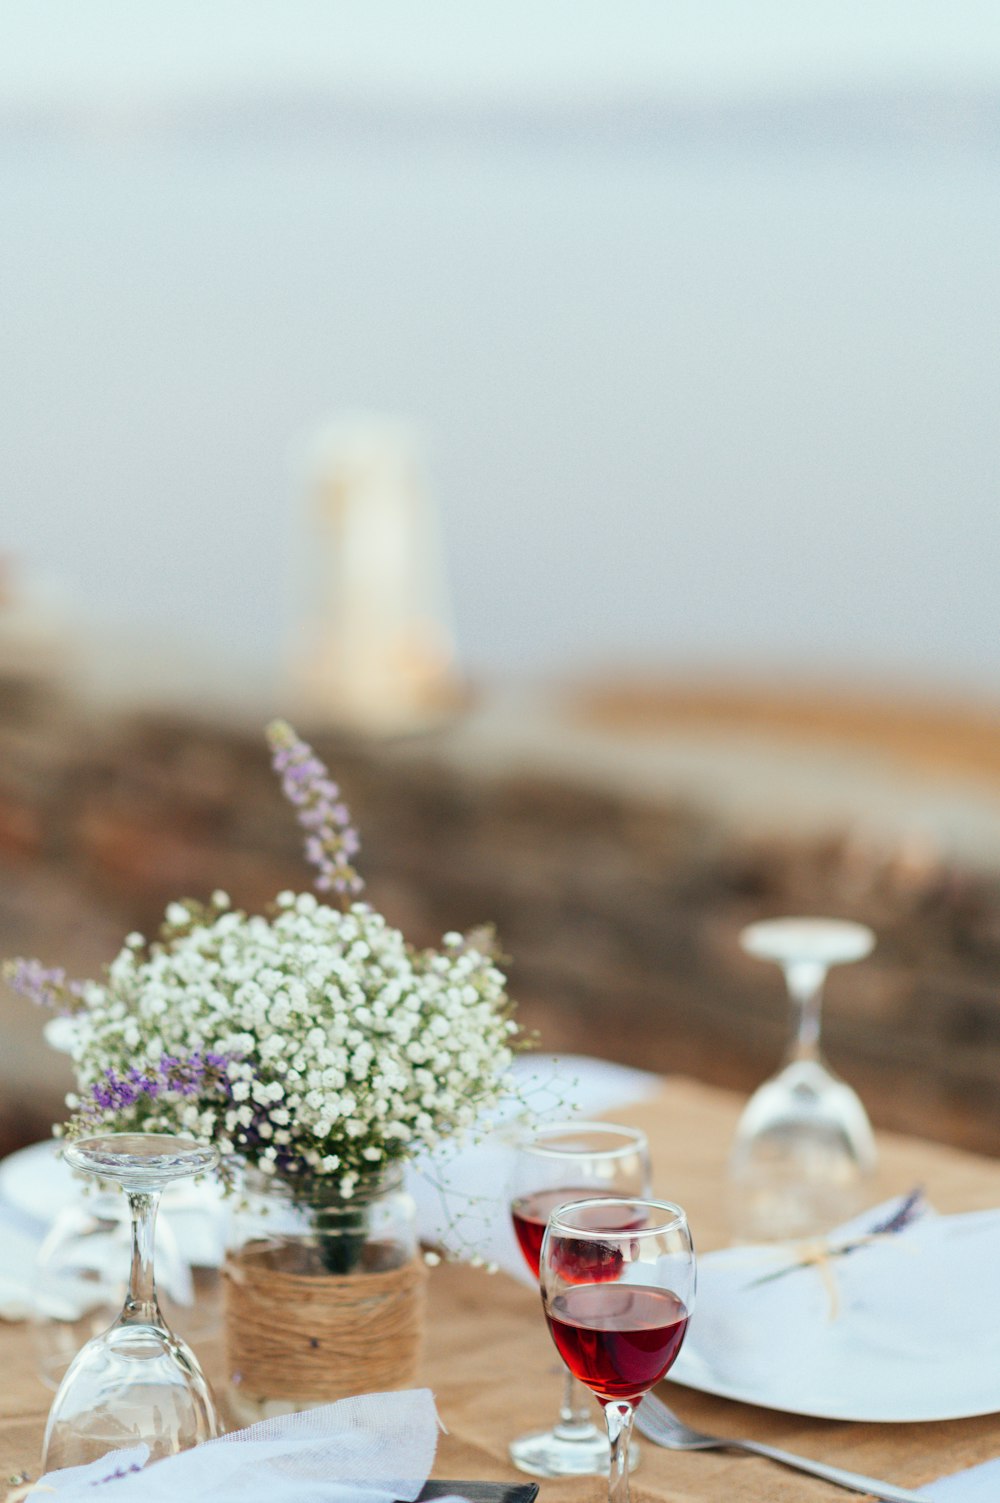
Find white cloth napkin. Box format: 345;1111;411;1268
34;1388;466;1503
922;1458;1000;1500
0;1213;44;1320
675;1203;1000;1422
0;1193;200;1324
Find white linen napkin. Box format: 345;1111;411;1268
672;1195;1000;1430
33;1388;466;1503
922;1458;1000;1500
0;1193;199;1325
0;1213;44;1320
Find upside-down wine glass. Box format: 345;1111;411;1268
42;1134;221;1471
539;1197;695;1503
728;917;877;1242
508;1122;650;1477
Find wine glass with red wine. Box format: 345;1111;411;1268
508;1122;650;1477
540;1197;695;1503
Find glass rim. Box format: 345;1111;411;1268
513;1120;649;1161
547;1194;688;1239
66;1131;218;1157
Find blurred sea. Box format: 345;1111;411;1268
2;89;999;693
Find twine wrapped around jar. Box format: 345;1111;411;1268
224;1251;427;1404
224;1167;425;1418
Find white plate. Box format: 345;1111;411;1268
669;1208;1000;1422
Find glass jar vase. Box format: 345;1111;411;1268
224;1167;424;1423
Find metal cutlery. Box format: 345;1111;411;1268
635;1392;928;1502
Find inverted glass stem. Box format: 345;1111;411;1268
784;960;827;1064
604;1401;634;1503
121;1189;162;1325
553;1367;595;1435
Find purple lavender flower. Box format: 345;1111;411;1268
865;1186;926;1237
2;958;85;1012
266;720;365;898
93;1461;145;1485
82;1050;237;1124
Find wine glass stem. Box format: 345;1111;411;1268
122;1189;162;1325
785;961;827;1064
554;1367;593;1434
604;1400;634;1503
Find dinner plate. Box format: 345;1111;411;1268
669;1208;1000;1422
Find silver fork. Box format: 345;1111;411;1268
635;1392;928;1502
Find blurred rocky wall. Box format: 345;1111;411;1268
3;680;1000;1159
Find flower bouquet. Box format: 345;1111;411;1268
6;721;523;1416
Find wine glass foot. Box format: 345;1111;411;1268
508;1423;640;1478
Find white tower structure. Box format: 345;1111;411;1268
292;415;461;735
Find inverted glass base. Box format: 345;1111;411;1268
509;1420;640;1478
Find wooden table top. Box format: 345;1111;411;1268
5;1075;1000;1500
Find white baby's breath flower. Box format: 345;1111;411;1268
62;895;520;1202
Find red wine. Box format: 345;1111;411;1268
512;1187;593;1277
544;1283;689;1404
510;1189;645;1279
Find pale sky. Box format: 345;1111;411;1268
2;0;1000;110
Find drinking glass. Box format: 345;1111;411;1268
42;1134;221;1471
508;1121;650;1477
539;1197;695;1503
728;917;877;1242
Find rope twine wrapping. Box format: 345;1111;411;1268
224;1245;428;1404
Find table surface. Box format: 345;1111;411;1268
5;1075;1000;1501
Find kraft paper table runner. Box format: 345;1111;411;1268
5;1076;1000;1500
